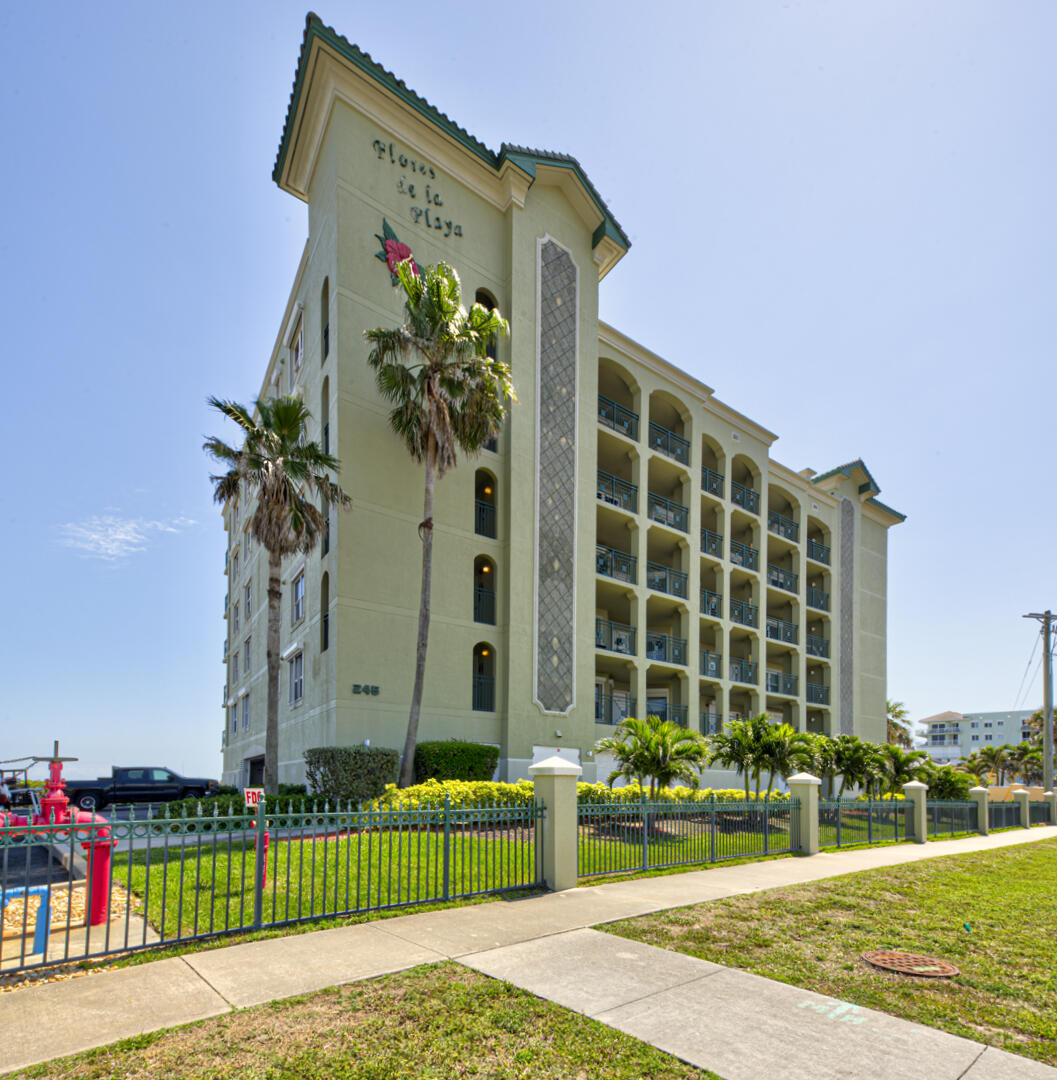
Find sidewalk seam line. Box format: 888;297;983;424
585;969;723;1019
177;955;236;1011
953;1046;988;1079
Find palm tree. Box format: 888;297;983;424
920;761;971;801
594;716;710;797
886;700;913;748
205;395;351;794
833;735;872;797
758;722;813;798
879;744;927;796
708;718;757;799
957;752;991;785
365;259;514;787
978;744;1009;785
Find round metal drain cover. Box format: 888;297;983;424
861;950;959;978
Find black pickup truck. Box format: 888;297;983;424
65;768;219;811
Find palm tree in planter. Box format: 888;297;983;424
205;395;351;795
594;715;710;797
365;258;514;787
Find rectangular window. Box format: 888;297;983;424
292;572;305;624
233;602;240;633
244;637;251;674
242;694;250;730
289;652;304;704
984;722;992;728
245;581;251;614
230;704;238;734
290;320;303;389
232;653;238;682
232;551;239;582
232;500;239;530
971;721;979;728
971;735;979;741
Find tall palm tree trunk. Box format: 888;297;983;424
400;440;436;787
265;551;282;795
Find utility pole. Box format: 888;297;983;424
1023;611;1055;793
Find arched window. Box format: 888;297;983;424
474;469;497;538
474;556;496;624
320;572;330;652
321;376;330;455
320;277;330;363
473;643;496;712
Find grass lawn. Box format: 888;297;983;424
604;838;1057;1066
13;963;721;1080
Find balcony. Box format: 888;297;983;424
645;631;687;665
596;544;637;584
766;564;799;593
596;691;636;726
807;587;830;611
767;510;799;542
807;682;830;705
474;587;496;625
729;597;759;627
701;527;723;558
473;675;495;712
646;561;688;599
646;701;689;726
701;710;722;735
928;724;961;735
647;492;689;532
475;499;497;538
596;618;636;656
598;394;639;440
807;538;831;565
730;658;758;684
700;650;723;678
648;421;690;466
597;469;637;514
731;480;760;515
766;671;799;696
765;615;798;645
701;467;724;498
730;538;759;571
806;633;830;658
700;588;722;618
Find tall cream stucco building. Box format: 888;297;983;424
220;15;905;787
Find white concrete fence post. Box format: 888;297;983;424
1011;787;1030;829
969;786;989;835
1045;791;1057;826
528;755;582;891
787;772;821;855
902;780;928;844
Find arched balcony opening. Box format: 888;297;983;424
320;277;330;363
474;556;496;625
648;390;690;466
730;454;761;515
320;572;330;652
766;484;800;544
701;434;725;499
321;376;330;455
806;516;832;566
598;357;640;440
473;643;496;712
474;469;497;538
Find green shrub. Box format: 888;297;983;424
304;746;400;804
413;740;500;783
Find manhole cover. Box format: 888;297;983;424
861;950;960;978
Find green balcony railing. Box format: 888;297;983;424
701;527;723;557
700;710;722;735
645;701;688;726
473;674;495;712
647;492;689;532
807;587;830;611
474;587;496;625
730;538;759;571
731;479;760;514
766;564;799;593
729;597;759;627
806;634;830;658
765;615;798;644
730;658;758;684
596;544;637;583
644;631;687;665
700;588;722;618
766;671;799;696
598;394;639;440
646;561;688;599
807;538;831;564
807;682;830;705
597;469;637;513
648;421;690;465
595;618;636;656
701;467;724;497
475;499;497;538
700;650;723;678
767;510;799;542
595;691;636;726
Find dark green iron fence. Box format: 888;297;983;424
926;800;978;838
577;797;799;878
988;801;1021;830
818;799;911;848
1028;802;1052;826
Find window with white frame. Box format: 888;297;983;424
232;550;239;582
233;601;240;633
971;735;979;742
291;572;305;624
229;704;238;733
244;637;251;675
289;319;303;390
289;652;304;704
242;694;250;730
245;581;251;614
231;652;238;681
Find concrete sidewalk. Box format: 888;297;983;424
2;826;1054;1077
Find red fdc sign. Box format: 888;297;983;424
244;787;265;809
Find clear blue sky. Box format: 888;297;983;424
3;1;1054;779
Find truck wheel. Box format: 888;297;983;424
185;789;204;801
76;793;97;811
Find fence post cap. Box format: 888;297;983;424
902;780;928;791
1010;787;1028;795
528;756;583;778
787;772;821;785
1044;791;1055;797
968;786;989;794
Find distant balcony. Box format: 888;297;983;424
598;394;639;440
730;538;759;571
474;587;496;625
701;710;722;735
767;510;799;542
596;544;637;584
729;597;759;627
730;658;758;684
597;469;638;513
596;691;636;726
765;615;798;645
645;631;687;665
646;561;688;599
807;682;830;705
700;650;723;679
701;528;723;558
647;492;689;533
646;701;688;727
806;633;830;658
731;480;760;515
928;724;961;734
648;421;690;466
700;588;722;618
807;587;830;611
596;618;636;656
475;500;497;538
765;670;799;696
766;564;799;593
807;538;831;565
701;467;724;498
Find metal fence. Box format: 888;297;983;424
0;798;543;975
988;801;1021;830
1029;802;1052;826
577;797;799;878
818;799;911;848
926;800;978;839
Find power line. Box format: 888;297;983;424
1017;649;1045;711
1013;633;1040;710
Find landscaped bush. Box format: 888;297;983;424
304;746;399;804
413;740;499;783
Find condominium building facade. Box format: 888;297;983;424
920;709;1035;764
219;15;905;787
